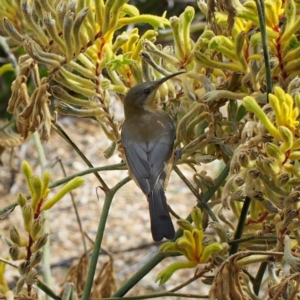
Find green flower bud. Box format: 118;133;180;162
177;219;194;232
266;142;286;163
159;241;180;252
31;217;45;241
9;244;26;261
156;260;198;285
22;204;33;233
30;233;49;253
257;157;280;176
279;126;294;152
191;206;203;230
41;177;84;211
235;31;248;73
181;6;194;55
170;16;184;60
30;250;43;268
31;175;42;213
112;35;129;53
10;226;27;247
243;96;281;140
22;161;34;195
200;242;223;263
17;193;27;207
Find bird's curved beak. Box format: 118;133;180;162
156;71;185;87
144;71;185;109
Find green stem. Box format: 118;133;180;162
229;196;251;255
229;100;237;133
253;261;268;295
37;279;61;300
81;176;131;300
112;253;167;297
254;0;272;95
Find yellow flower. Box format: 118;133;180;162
156;207;224;285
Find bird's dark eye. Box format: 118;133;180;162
144;88;150;95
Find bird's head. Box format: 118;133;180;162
123;71;184;116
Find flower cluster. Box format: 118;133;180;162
7;161;84;296
156;207;225;285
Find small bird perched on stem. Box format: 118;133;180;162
121;71;184;241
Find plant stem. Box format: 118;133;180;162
254;0;272;95
81;176;131;300
229;196;251;255
37;279;61;300
253;261;268;296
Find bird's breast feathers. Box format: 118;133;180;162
121;111;175;146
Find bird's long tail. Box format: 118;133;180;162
148;180;175;242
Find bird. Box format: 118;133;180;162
121;71;184;241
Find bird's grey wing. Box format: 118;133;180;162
121;118;175;195
146;139;173;187
122;139;174;195
123;142;152;194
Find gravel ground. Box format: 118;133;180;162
0;117;213;299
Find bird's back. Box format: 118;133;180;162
121;110;175;194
